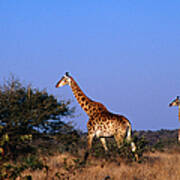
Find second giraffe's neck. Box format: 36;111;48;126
69;77;107;116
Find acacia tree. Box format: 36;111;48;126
0;76;74;158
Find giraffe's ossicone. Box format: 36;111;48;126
56;72;138;160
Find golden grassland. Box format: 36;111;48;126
21;148;180;180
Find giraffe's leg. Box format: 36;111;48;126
84;133;94;162
100;138;108;151
87;133;94;151
114;133;124;149
115;131;139;161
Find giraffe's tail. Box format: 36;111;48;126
126;124;137;153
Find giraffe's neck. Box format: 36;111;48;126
69;77;107;117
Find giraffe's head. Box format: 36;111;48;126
169;96;180;107
56;72;71;88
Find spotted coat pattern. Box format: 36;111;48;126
56;73;137;156
169;96;180;142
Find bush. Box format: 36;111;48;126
0;76;75;179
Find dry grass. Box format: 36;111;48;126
22;150;180;180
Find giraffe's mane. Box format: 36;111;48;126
95;102;108;111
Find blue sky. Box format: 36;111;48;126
1;1;180;131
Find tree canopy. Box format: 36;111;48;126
0;76;75;158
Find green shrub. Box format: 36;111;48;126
0;76;75;179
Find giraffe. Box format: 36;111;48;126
169;96;180;142
56;72;138;160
